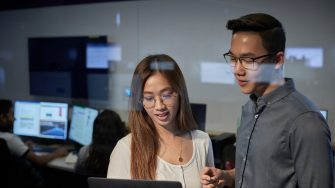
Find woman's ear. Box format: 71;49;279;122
274;51;285;70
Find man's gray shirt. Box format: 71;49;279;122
235;78;334;188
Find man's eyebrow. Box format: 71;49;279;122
229;51;257;57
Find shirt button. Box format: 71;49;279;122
254;114;259;118
243;157;246;161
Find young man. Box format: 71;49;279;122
200;13;333;188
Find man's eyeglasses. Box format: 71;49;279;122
140;92;178;109
223;52;275;71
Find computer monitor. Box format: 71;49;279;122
69;105;99;146
13;100;69;140
320;109;328;121
190;103;207;131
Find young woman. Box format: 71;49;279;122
107;54;214;188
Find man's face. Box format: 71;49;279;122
229;31;277;96
0;107;14;130
7;107;14;125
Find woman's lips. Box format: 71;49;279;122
155;112;169;121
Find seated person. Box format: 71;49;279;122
0;99;69;187
75;109;127;177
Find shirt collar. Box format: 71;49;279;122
250;78;296;112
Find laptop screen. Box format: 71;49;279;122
87;177;182;188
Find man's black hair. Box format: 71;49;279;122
226;13;286;53
0;99;13;116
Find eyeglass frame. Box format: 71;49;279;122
223;52;275;70
139;92;178;109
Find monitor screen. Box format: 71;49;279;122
13;101;68;140
190;103;207;131
28;36;108;99
69;105;99;146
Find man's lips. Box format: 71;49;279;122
237;79;248;86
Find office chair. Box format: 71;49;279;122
0;138;15;188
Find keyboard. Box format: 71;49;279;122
32;144;58;153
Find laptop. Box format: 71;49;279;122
87;177;183;188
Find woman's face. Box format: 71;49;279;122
142;73;179;131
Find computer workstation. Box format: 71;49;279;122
53;105;100;171
13;100;100;172
62;105;100;169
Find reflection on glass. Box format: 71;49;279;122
285;47;323;68
320;109;328;120
116;12;121;27
86;43;122;69
200;62;235;85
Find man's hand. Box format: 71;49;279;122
24;140;34;150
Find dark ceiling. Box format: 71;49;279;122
0;0;138;11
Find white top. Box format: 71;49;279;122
107;130;214;188
74;145;89;172
0;131;29;157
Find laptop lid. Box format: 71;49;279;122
87;177;183;188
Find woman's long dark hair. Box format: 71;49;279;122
81;109;127;176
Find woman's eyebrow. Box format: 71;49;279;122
142;88;173;95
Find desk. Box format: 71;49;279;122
36;151;77;172
48;156;76;172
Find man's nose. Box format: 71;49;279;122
234;59;244;73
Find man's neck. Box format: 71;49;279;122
255;78;285;97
